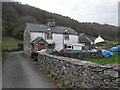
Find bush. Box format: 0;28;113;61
18;43;23;50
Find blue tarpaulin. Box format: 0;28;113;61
110;45;120;51
101;49;113;57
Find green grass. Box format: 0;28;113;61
85;42;119;64
96;40;118;50
84;52;119;64
2;37;23;61
96;46;107;49
105;40;118;45
2;37;23;50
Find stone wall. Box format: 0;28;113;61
24;28;31;56
51;51;103;60
38;53;119;88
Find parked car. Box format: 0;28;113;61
31;49;47;61
59;49;67;53
47;49;58;54
31;49;58;61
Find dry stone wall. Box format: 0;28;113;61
51;51;103;60
38;53;120;88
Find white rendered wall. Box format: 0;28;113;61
31;32;64;51
31;32;44;41
30;32;78;51
46;33;63;51
64;35;79;45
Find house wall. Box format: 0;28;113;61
23;29;31;56
31;32;43;41
30;32;79;51
46;33;64;51
31;32;63;51
64;35;79;45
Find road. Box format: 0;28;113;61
3;51;58;88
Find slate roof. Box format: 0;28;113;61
79;35;90;44
26;23;78;35
31;37;48;44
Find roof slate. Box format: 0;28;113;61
26;23;78;35
31;37;48;44
79;35;90;44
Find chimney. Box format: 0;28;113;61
47;19;55;27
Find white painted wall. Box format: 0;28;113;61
30;32;79;51
31;32;64;51
31;32;44;41
46;33;63;51
73;46;82;50
64;35;79;45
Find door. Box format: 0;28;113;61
38;44;45;50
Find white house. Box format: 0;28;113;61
24;19;80;55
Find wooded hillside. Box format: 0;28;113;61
2;2;119;41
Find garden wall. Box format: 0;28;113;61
38;53;119;88
51;51;103;60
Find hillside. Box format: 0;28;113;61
2;2;119;41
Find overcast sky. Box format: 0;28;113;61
15;0;119;26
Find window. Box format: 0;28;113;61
64;29;69;40
38;44;45;50
45;28;53;39
64;35;69;40
68;46;71;48
46;32;52;39
64;44;67;48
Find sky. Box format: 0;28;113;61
14;0;119;26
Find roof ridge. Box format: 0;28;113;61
26;23;78;35
26;23;74;29
26;23;46;26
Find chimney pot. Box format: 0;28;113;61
47;19;55;27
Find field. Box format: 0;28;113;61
2;37;23;61
84;52;119;64
3;37;23;50
84;44;119;64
